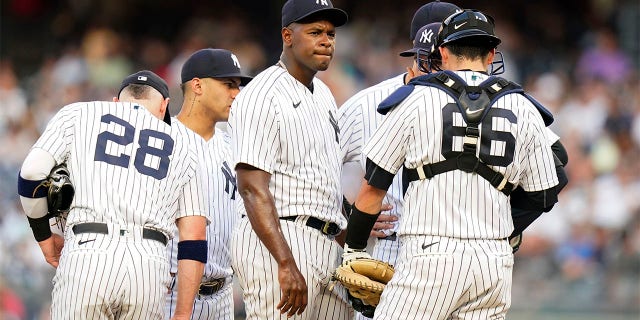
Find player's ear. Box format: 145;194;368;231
158;97;169;118
282;26;293;46
486;48;496;65
162;98;170;113
113;97;119;102
406;66;416;81
439;47;449;67
191;78;202;95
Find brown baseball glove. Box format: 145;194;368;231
333;258;394;307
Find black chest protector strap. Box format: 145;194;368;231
401;71;516;196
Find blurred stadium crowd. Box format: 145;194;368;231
1;0;639;319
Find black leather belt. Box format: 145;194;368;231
281;216;341;236
72;222;168;245
199;278;226;296
378;232;397;241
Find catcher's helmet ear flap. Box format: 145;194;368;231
490;51;505;75
437;9;501;49
416;48;439;73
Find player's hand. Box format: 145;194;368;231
277;260;308;317
37;233;64;268
370;204;397;238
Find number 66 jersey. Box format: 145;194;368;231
363;70;558;240
32;101;206;234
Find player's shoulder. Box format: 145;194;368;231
214;128;232;145
505;93;542;119
52;100;120;121
340;73;405;110
312;76;333;94
235;65;284;102
57;100;109;112
240;65;284;91
171;118;196;136
169;120;201;144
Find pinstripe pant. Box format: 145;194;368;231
231;217;353;320
52;227;170;319
373;235;513;320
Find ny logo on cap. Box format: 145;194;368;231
137;76;148;81
420;28;434;44
316;0;328;6
231;53;241;68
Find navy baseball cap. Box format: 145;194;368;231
181;48;253;86
410;1;461;40
281;0;348;28
118;70;171;125
400;23;441;57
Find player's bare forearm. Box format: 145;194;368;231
172;259;205;319
354;180;388;214
174;215;207;318
236;165;308;316
236;165;296;265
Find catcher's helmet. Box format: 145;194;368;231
437;9;501;49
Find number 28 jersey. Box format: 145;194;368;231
363;71;558;239
32;101;206;235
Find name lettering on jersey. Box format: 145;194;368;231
329;110;339;143
231;53;241;68
221;161;237;200
420;28;434;44
317;0;329;5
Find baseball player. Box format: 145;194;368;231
165;48;252;320
228;0;353;319
342;10;562;319
339;3;460;318
340;0;461;260
420;10;569;252
17;70;208;319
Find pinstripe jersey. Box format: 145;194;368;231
339;73;405;232
32;101;207;236
167;120;237;279
363;71;559;239
228;65;346;228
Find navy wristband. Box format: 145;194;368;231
177;240;207;263
345;205;380;250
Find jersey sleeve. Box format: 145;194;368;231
338;96;364;164
517;98;559;192
176;148;208;221
545;127;560;144
32;103;79;163
228;92;278;174
362;103;414;175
